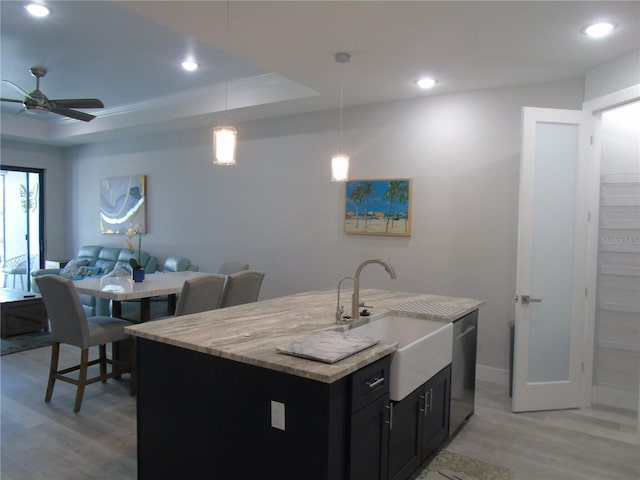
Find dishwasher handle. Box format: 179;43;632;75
456;325;476;340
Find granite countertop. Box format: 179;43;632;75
125;288;483;383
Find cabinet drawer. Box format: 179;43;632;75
351;356;391;413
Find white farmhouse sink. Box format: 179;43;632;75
347;316;453;401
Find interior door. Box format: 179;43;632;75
512;107;592;412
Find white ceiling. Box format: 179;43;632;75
1;1;638;145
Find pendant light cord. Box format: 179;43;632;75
334;52;350;153
339;60;344;152
223;0;230;122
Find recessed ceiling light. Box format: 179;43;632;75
583;22;616;38
416;78;437;89
181;60;199;72
25;3;50;17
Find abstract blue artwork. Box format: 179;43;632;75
100;175;147;234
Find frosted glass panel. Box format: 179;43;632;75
528;122;578;383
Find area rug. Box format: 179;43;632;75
1;330;51;356
410;450;514;480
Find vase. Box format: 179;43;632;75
132;268;145;283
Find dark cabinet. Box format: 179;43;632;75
421;365;451;458
350;394;390;480
349;356;391;480
137;334;455;480
386;365;452;480
388;387;423;480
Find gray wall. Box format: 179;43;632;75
63;77;584;379
0;138;68;261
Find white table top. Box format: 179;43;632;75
73;271;206;301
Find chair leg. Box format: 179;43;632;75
45;342;60;403
74;348;89;413
99;344;107;382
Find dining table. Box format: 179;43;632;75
73;271;208;378
74;271;207;322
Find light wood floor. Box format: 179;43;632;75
1;345;638;480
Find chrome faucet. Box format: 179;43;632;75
336;276;359;323
352;259;397;320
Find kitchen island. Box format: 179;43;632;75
126;288;482;480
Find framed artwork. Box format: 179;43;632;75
344;178;412;236
100;175;147;234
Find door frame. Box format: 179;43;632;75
582;84;640;436
0;165;46;289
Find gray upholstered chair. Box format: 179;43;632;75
35;274;135;413
220;270;265;308
216;261;249;275
174;274;227;316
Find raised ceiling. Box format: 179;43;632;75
1;1;638;145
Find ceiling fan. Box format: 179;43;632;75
1;66;104;122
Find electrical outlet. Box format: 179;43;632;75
271;400;285;430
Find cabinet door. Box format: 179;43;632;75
350;394;390;480
421;365;451;460
388;388;424;480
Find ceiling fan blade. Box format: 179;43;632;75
50;106;96;122
1;98;25;104
51;98;104;109
1;80;32;99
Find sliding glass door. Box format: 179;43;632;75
0;166;44;291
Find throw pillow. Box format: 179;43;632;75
59;258;90;279
102;263;131;278
72;265;101;280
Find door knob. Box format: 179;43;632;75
518;294;542;304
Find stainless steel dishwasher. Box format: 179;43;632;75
449;310;478;436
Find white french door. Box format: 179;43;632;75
512;107;593;412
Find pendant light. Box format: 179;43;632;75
331;52;351;182
213;1;237;166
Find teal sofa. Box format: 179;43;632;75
31;245;159;316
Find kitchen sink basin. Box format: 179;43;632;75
347;315;453;401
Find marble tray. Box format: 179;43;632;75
277;330;380;364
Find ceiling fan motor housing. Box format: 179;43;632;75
30;66;47;79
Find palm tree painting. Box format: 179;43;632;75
344;179;411;236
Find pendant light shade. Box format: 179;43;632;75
331;52;351;182
331;154;349;182
213;126;237;165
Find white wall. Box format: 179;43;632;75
584;50;640;102
64;78;584;375
0;139;68;261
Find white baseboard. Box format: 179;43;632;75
592;384;639;411
476;364;509;386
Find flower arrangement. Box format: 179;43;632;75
125;227;143;271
